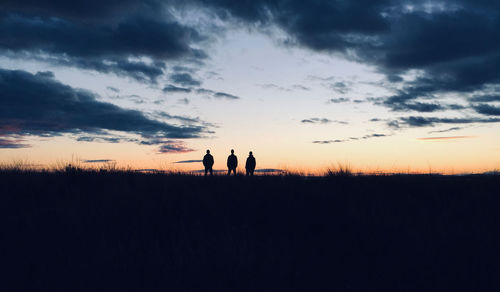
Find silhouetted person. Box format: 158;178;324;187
227;149;238;176
203;149;214;176
245;151;256;176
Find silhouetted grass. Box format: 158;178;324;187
325;163;354;177
2;168;500;291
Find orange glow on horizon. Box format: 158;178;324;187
0;129;499;176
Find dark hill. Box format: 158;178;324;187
2;171;500;291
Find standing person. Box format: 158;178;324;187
227;149;238;176
245;151;256;176
203;149;214;176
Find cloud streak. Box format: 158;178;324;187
428;127;464;134
301;118;348;125
157;141;195;154
391;116;500;128
328;98;350;104
170;73;202;87
163;85;192;93
214;92;239;99
313;133;390;144
195;88;240;100
0;137;30;149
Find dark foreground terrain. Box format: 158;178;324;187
2;171;500;291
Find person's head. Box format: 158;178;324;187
231;149;234;154
249;151;253;156
206;149;210;154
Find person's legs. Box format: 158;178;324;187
209;168;213;176
205;167;208;176
228;169;231;176
250;169;254;176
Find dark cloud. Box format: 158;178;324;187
473;104;500;116
195;88;215;95
0;137;30;148
392;116;500;128
0;0;161;21
35;71;54;78
157;141;195;153
386;102;444;112
313;133;389;144
302;118;331;124
0;3;206;82
75;135;142;144
190;0;389;50
213;92;240;99
77;136;125;143
447;104;466;110
5;0;500;130
0;69;207;150
195;88;240;100
301;118;347;125
313;139;345;144
469;95;500;103
154;111;215;128
362;133;388;139
163;85;192;93
170;73;202;86
428;127;464;134
174;160;203;163
139;139;166;145
328;98;350;104
381;85;468;113
172;65;195;73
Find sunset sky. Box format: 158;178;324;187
1;0;499;173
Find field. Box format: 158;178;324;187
2;170;500;291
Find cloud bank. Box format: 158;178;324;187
184;0;500;124
0;1;207;82
0;69;207;150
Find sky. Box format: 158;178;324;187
1;0;499;173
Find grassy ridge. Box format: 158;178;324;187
2;171;500;291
